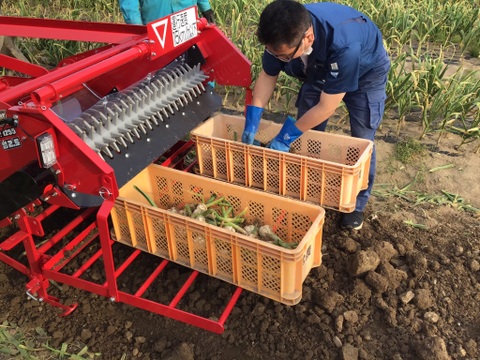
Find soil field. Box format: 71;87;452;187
0;105;479;360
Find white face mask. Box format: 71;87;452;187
304;46;313;56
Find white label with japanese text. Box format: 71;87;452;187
171;7;198;47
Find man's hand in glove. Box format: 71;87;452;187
242;105;264;145
268;116;303;152
201;9;215;24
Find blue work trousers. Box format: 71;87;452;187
296;58;390;212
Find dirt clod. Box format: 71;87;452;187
347;250;381;276
414;289;434;310
414;336;451;360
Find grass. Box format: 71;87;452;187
1;0;479;148
373;181;480;215
393;138;426;164
0;321;101;359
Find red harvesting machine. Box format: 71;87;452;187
0;7;252;333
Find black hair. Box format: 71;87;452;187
257;0;312;51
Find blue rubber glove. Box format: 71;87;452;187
242;105;264;145
268;116;303;152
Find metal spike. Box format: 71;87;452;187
118;136;128;148
132;128;141;139
150;115;159;126
150;82;160;92
98;110;109;120
110;142;121;153
113;103;124;118
73;125;84;135
144;83;155;95
189;88;198;98
103;147;114;159
82;120;94;131
124;94;135;105
119;98;129;108
91;117;101;128
125;133;134;143
138;124;147;134
133;92;142;102
169;98;179;111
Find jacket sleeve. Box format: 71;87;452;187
196;0;212;13
119;0;143;25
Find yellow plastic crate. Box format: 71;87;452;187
191;114;373;212
111;165;324;305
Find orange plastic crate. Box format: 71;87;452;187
111;165;324;305
191;114;373;212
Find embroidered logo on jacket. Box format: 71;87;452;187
330;62;339;78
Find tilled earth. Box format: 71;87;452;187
0;198;479;360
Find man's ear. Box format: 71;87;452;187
305;26;315;45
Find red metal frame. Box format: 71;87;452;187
0;11;252;333
0;142;243;333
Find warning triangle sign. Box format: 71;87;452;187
151;19;168;49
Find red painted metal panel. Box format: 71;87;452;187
0;16;146;43
0;54;48;78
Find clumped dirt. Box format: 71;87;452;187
0;117;479;360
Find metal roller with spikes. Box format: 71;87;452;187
68;60;221;187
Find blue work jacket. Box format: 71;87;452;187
119;0;212;25
263;2;389;94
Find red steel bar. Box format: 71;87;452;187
218;287;243;326
43;266;110;298
0;54;48;78
160;140;194;168
71;248;103;279
0;36;146;104
0;16;146;44
34;204;60;222
32;42;151;104
48;222;98;271
169;271;199;308
37;208;96;254
119;291;225;334
0;238;29;274
106;249;143;285
134;259;170;297
96;200;120;301
0;229;28;251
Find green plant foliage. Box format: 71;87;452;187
0;321;101;359
393;138;426;164
1;0;479;145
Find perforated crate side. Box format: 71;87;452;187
191;114;373;212
111;164;325;305
195;139;229;181
111;201;149;253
